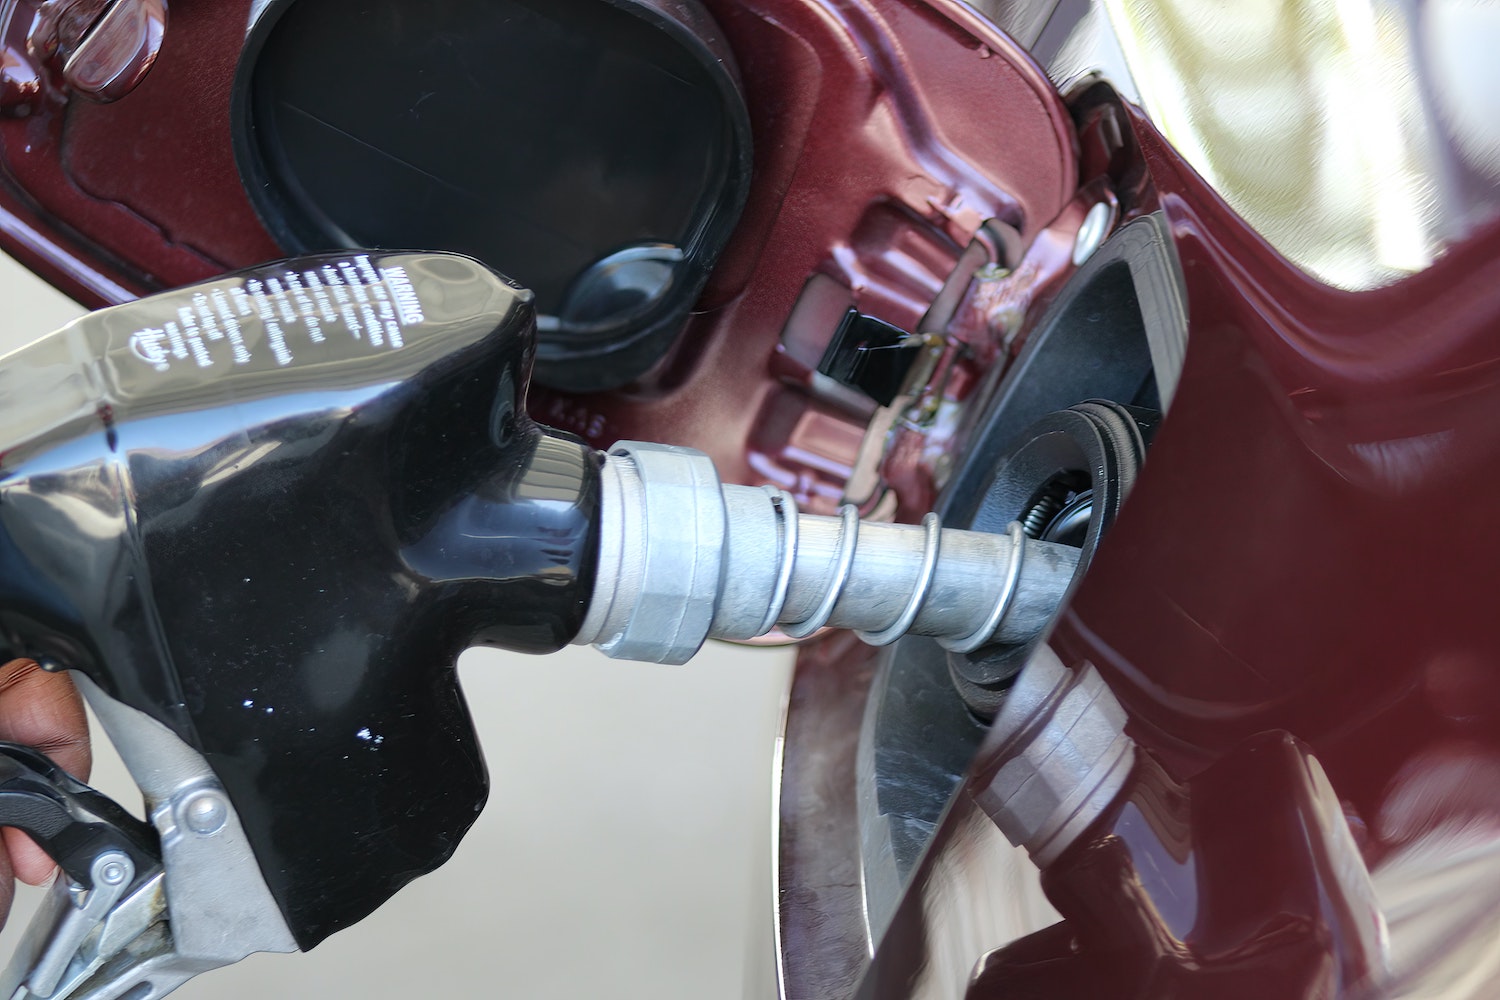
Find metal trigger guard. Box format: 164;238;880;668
0;742;160;1000
0;677;297;1000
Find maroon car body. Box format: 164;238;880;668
3;0;1499;996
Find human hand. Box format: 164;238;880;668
0;659;91;924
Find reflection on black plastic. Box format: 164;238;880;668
0;251;601;948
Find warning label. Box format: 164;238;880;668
126;255;421;374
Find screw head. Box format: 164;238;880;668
182;791;228;836
1072;201;1115;267
99;860;127;885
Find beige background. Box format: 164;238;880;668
0;252;790;999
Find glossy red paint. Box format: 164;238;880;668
1044;106;1500;991
853;97;1500;996
0;10;42;115
0;0;276;299
1057;109;1500;790
964;734;1384;998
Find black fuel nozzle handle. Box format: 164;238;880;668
0;250;595;947
0;743;159;889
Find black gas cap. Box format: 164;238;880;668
231;0;752;392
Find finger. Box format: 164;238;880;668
2;827;54;888
0;835;14;933
0;660;91;885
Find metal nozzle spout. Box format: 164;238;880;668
573;442;1081;665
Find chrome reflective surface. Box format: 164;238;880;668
978;0;1500;290
1114;0;1500;288
57;0;166;103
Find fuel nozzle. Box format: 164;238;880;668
0;250;1081;999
